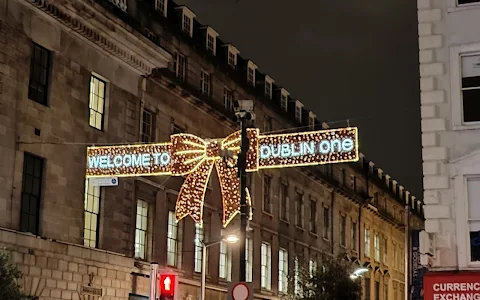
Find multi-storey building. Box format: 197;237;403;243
0;0;423;299
417;0;480;295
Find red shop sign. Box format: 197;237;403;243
424;272;480;300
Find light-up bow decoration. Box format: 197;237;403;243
170;130;258;227
85;127;358;228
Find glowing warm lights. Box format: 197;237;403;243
85;127;358;227
257;127;358;169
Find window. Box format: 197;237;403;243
205;28;218;55
200;70;210;96
374;234;380;262
365;228;371;257
399;247;405;272
393;282;398;300
375;281;380;300
458;0;480;5
167;211;183;268
224;87;233;111
351;175;357;191
295;102;303;122
467;178;480;262
278;248;288;293
172;123;185;134
295;192;304;228
309;199;316;233
309;258;317;276
247;62;257;86
246;237;253;282
263;175;272;213
174;53;186;81
20;153;44;235
383;237;388;265
141;109;154;143
281;92;288;111
393;243;398;269
89;75;106;130
28;43;51;105
340;215;346;247
182;14;192;35
309;113;315;130
351;221;357;250
135;200;148;259
261;242;272;290
365;277;371;300
279;184;288;221
194;225;204;272
83;179;101;248
219;229;232;280
294;256;300;294
384;283;388;300
323;206;330;239
228;51;237;66
264;116;272;133
155;0;167;16
265;78;273;99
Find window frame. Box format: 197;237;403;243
167;211;183;268
279;183;289;222
278;248;288;293
219;229;232;281
295;191;304;228
280;90;289;111
154;0;167;17
200;69;211;97
261;242;272;290
450;43;480;130
28;42;51;106
194;225;204;273
365;227;371;257
174;52;186;81
247;61;257;86
309;199;317;233
134;199;149;260
83;178;101;248
88;74;107;131
246;237;253;282
323;206;330;240
265;76;273;99
141;108;155;143
205;27;218;55
182;14;193;36
20;153;44;235
262;175;272;214
351;220;357;251
295;101;303;122
451;150;480;268
223;86;233;111
340;215;346;247
374;233;380;262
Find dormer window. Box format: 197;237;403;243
175;6;196;37
155;0;168;17
280;89;289;111
224;44;239;68
265;76;274;99
295;100;304;122
205;27;218;55
309;112;316;130
247;61;257;86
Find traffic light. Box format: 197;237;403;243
159;274;176;300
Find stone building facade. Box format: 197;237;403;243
417;0;480;274
0;0;423;299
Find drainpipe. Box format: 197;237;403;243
138;77;147;140
330;190;334;255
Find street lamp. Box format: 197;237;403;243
350;267;369;280
200;234;239;300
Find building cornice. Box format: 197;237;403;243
23;0;172;75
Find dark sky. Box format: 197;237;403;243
176;0;423;197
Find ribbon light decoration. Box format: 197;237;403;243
85;127;358;227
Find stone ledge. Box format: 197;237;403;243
421;118;447;132
423;146;447;160
418;9;442;22
420;63;444;77
424;175;449;189
419;35;442;50
424;204;451;219
422;132;438;147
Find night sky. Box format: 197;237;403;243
176;0;423;197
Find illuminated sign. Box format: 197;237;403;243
86;127;358;227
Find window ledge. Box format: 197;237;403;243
322;237;330;242
280;218;290;224
452;123;480;131
260;289;274;295
310;231;318;237
448;3;480;13
295;225;304;231
262;210;273;217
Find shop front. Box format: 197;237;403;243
424;272;480;300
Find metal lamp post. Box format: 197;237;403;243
200;234;239;300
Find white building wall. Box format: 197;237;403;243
418;0;480;269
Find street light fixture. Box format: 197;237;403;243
200;234;239;300
350;267;369;280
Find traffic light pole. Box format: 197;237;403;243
239;119;248;282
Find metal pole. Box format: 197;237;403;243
201;244;207;300
150;262;159;300
404;205;410;300
239;119;248;282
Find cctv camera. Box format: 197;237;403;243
233;100;254;112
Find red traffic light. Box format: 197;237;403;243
159;274;176;297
